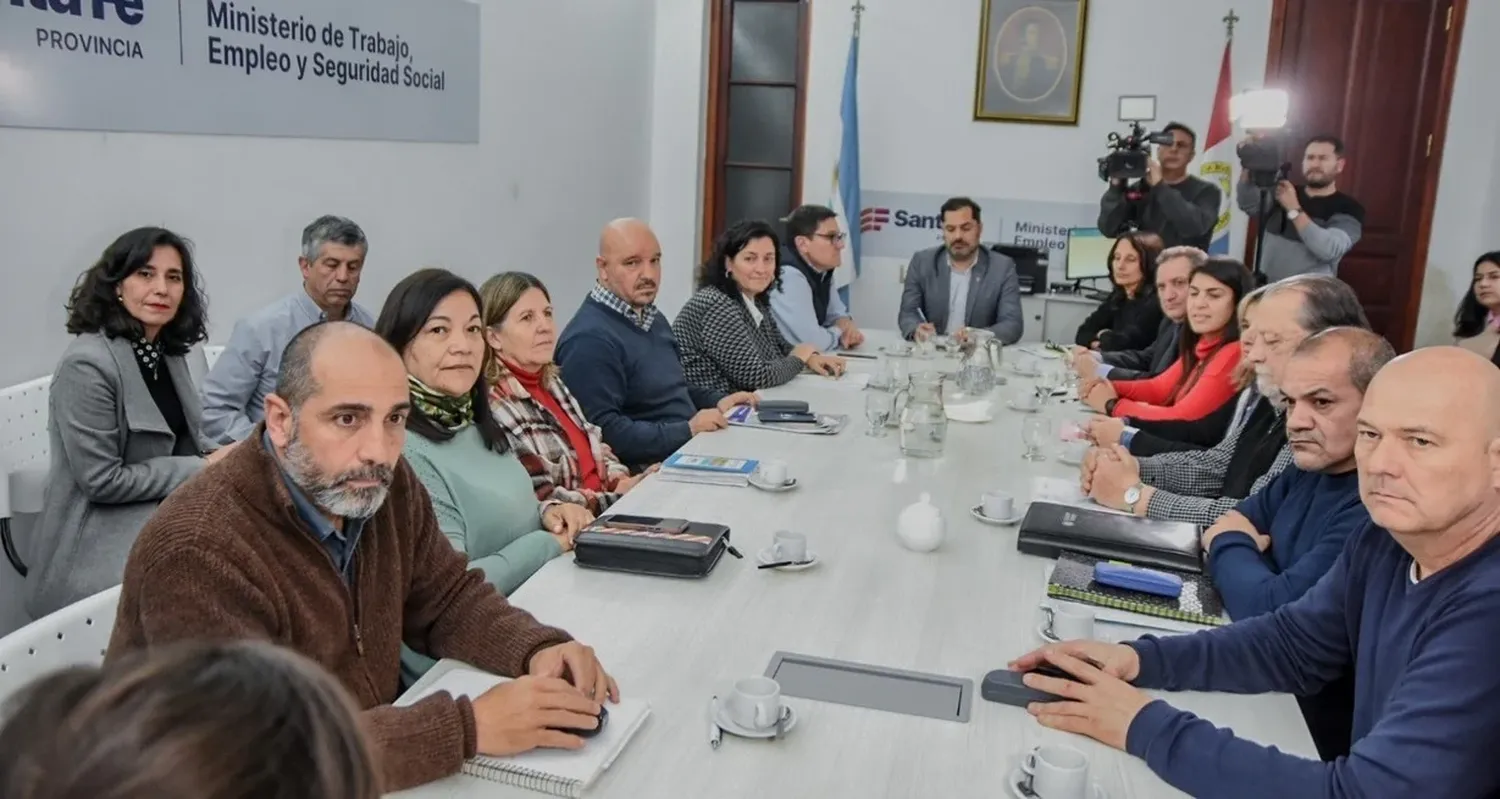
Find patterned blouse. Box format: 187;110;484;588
487;360;632;513
673;285;805;396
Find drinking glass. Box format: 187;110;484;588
1021;417;1053;461
865;389;895;437
1035;362;1065;405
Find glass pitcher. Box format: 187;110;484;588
897;371;948;458
956;329;1006;396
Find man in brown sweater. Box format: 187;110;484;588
108;321;617;791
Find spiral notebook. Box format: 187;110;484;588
1045;551;1228;627
396;660;652;797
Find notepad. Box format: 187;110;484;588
397;661;652;797
1046;551;1227;627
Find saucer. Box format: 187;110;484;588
971;505;1024;526
1058;450;1086;466
756;547;820;571
715;704;800;739
1007;401;1043;414
749;475;799;492
1035;621;1060;643
1007;767;1106;799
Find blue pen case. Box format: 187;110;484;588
1093;561;1184;598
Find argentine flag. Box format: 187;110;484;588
831;24;860;306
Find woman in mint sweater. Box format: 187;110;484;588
375;269;594;683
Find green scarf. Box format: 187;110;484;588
408;375;474;431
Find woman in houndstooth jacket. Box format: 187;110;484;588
674;220;846;397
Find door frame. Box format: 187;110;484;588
1262;0;1469;350
700;0;812;266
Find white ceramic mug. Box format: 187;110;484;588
1021;744;1090;799
759;460;789;485
1043;603;1096;641
726;676;782;731
981;490;1015;520
772;530;808;562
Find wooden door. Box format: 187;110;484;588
1263;0;1466;349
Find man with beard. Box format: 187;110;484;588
108;322;618;792
897;197;1023;344
1236;135;1365;283
556;218;756;470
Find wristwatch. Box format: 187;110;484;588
1286;208;1302;220
1122;484;1144;513
1104;398;1119;415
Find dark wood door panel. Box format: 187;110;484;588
1265;0;1460;348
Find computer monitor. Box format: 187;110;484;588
1065;228;1114;282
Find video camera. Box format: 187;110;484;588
1237;134;1289;188
1097;121;1175;183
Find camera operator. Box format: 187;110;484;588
1098;122;1222;250
1236;134;1365;283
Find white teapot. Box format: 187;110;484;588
896;492;945;552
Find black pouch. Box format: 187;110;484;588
573;514;740;578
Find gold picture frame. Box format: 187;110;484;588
973;0;1090;125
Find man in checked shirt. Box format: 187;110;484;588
1079;274;1368;527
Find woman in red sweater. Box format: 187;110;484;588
1081;256;1252;423
480;272;650;513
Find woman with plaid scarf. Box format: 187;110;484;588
481;272;654;514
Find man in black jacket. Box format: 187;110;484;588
1073;246;1205;381
1097;123;1222;249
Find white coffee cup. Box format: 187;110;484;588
759;460;789;486
981;490;1015;520
1043;603;1096;641
726;676;782;731
1021;744;1090;799
772;530;808;563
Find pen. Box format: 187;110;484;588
837;352;878;360
709;695;722;750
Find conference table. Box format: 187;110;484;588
395;331;1315;799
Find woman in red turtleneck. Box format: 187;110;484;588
1081;257;1252;423
480;272;648;513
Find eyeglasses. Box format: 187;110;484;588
815;232;847;244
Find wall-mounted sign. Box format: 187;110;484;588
0;0;480;142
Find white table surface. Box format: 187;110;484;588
393;331;1314;798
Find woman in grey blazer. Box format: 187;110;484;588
26;227;233;618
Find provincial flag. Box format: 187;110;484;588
1199;38;1239;257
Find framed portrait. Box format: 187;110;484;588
973;0;1090;124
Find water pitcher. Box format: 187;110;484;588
898;371;948;458
956;329;1006;396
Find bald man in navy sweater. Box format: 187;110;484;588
556;219;756;470
1011;346;1500;799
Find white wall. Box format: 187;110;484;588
1415;0;1500;346
646;0;711;318
0;0;657;386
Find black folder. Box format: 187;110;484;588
1016;501;1204;573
